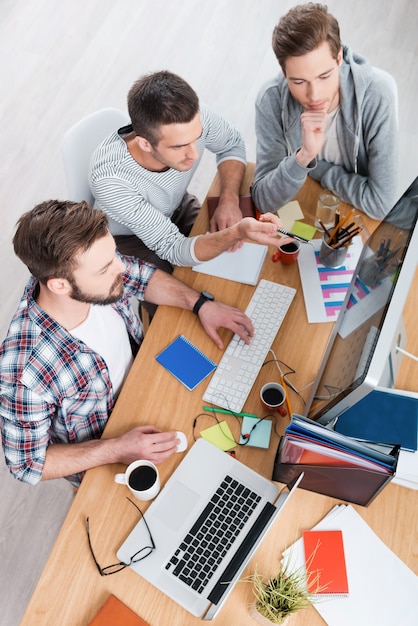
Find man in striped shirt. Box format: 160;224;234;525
89;71;253;275
0;200;282;486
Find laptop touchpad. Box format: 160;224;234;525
153;480;200;531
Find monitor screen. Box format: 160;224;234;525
305;176;418;427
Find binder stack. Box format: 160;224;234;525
273;415;399;506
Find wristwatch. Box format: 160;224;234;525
193;291;215;315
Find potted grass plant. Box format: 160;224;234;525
249;559;324;625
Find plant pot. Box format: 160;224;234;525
250;603;292;625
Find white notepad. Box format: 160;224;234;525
192;242;268;285
282;504;418;626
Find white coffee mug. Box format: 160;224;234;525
114;460;160;501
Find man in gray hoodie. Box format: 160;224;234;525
252;3;398;220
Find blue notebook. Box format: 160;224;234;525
155;335;217;391
334;390;418;452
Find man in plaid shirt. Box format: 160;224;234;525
0;200;281;486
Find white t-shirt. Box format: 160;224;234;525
70;304;133;397
318;106;343;166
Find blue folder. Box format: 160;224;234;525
334;390;418;452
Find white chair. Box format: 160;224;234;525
62;107;129;202
61;108;151;331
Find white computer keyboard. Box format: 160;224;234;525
203;279;296;413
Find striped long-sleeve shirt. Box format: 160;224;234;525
89;103;246;266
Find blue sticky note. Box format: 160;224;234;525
239;417;272;448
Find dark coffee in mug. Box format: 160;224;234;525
279;242;299;253
262;386;284;406
129;465;157;491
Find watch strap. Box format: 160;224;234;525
193;292;214;316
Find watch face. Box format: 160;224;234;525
201;291;214;300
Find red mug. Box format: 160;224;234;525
272;240;300;265
260;382;287;416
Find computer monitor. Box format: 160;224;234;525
305;176;418;451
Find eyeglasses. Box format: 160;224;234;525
85;497;155;576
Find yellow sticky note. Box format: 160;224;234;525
277;200;304;222
200;420;236;451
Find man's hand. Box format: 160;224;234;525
113;426;180;465
237;212;284;246
197;301;254;350
210;159;246;243
209;194;244;252
210;198;243;232
42;425;181;480
296;109;327;166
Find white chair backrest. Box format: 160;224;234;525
372;66;399;127
62;108;130;202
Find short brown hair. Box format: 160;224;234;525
127;70;200;145
13;200;109;284
272;3;341;74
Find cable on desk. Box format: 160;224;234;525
192;410;278;448
263;350;305;409
396;346;418;362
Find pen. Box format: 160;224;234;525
333;226;363;248
276;227;311;244
202;406;259;419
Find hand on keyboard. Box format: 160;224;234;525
197;300;254;350
203;280;296;412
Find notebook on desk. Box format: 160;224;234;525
117;438;302;620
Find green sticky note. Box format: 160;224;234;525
290;221;316;240
201;420;236;451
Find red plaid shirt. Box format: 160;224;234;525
0;254;155;486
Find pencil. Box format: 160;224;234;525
318;219;331;237
327;209;356;245
281;375;293;417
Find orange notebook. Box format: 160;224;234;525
88;594;150;626
303;530;349;595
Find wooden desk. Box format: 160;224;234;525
21;171;418;626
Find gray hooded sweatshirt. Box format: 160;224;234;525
252;46;398;220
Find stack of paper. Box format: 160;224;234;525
393;448;418;489
297;236;363;323
273;415;399;506
282;505;418;626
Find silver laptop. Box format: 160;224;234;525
117;438;302;620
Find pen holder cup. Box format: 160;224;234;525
319;234;348;268
358;254;398;287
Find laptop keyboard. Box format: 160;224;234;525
202;279;296;413
164;475;261;593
